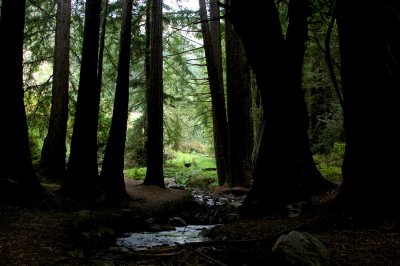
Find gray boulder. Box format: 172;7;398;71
271;230;329;266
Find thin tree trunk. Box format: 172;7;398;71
324;1;344;109
142;0;165;187
97;0;108;94
41;0;71;181
60;0;102;197
199;0;230;185
0;0;43;198
100;0;133;198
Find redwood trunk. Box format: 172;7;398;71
225;0;253;187
100;0;133;197
0;0;43;198
41;0;71;181
61;0;102;197
199;0;230;185
142;0;165;187
336;0;400;215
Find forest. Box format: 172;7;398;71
1;0;400;265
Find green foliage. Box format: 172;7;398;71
174;167;217;190
311;102;344;154
167;151;216;169
124;167;147;180
124;151;217;190
28;128;44;161
167;152;217;190
179;140;208;154
313;142;345;182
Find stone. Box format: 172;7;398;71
271;230;329;266
167;217;187;227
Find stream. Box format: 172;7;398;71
116;225;217;250
115;188;244;251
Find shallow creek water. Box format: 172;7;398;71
116;225;216;250
116;190;227;250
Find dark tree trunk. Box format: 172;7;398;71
336;0;400;215
286;0;332;195
60;0;102;197
225;0;253;187
41;0;71;181
138;0;151;167
0;0;43;198
199;0;230;185
100;0;133;198
142;0;165;187
97;0;108;93
229;0;332;214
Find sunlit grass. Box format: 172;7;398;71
124;151;218;190
313;142;345;182
167;151;216;169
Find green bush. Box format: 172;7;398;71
179;141;207;154
313;142;345;182
174;167;217;190
124;167;147;180
311;103;345;154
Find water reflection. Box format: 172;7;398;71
116;225;216;250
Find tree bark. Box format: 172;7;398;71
97;0;109;94
286;0;332;196
100;0;133;198
41;0;71;181
60;0;102;197
0;0;43;199
142;0;165;187
199;0;230;185
229;0;332;214
336;0;400;215
225;0;253;187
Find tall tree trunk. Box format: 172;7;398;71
336;0;400;215
229;0;332;214
142;0;165;187
41;0;71;181
199;0;230;185
225;0;253;187
100;0;133;198
60;0;102;197
138;0;151;167
97;0;108;94
0;0;43;199
286;0;331;195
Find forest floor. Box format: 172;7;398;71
1;179;400;265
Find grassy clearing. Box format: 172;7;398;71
124;152;218;190
167;152;216;169
123;144;345;188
